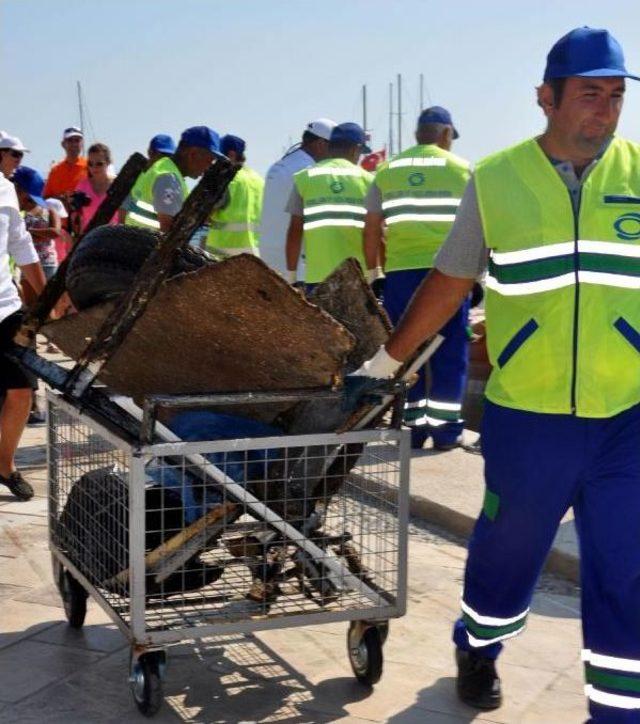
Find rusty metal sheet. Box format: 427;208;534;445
274;259;392;435
42;255;354;401
307;258;391;370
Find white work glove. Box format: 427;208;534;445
352;345;402;380
343;346;402;411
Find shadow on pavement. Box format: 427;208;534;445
387;675;479;722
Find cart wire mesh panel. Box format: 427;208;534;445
48;392;409;645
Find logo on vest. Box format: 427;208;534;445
408;172;425;187
614;213;640;240
330;180;344;194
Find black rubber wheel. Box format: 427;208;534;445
65;224;214;310
58;568;87;629
348;622;383;686
130;652;165;717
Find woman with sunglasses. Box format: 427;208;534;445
0;134;29;181
73;142;117;232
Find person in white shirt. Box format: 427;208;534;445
260;118;336;274
0;172;47;500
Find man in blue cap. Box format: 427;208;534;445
205;134;264;257
147;134;176;166
285;122;372;287
345;28;640;719
363;107;471;450
125;125;219;233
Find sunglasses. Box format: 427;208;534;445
3;150;24;159
87;161;106;167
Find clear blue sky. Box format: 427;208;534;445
2;0;639;176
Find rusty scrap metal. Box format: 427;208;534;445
63;157;239;399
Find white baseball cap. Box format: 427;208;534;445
0;134;30;153
45;197;68;219
305;118;337;141
63;126;83;140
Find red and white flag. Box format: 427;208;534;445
360;149;386;172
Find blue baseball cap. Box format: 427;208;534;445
13;166;46;208
418;106;459;139
179;126;220;153
330;122;371;153
544;27;640;81
149;134;176;155
220;134;246;158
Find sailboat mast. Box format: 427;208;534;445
388;81;394;156
77;81;85;136
362;84;367;137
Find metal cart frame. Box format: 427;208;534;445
48;390;410;715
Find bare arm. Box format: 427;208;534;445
385;269;474;361
285;215;303;272
29;209;61;241
363;211;383;270
20;262;47;298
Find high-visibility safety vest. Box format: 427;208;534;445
206;166;264;256
124;157;188;230
375;144;470;271
293;158;372;283
477;135;640;418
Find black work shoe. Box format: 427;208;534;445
456;649;502;710
0;471;34;501
433;436;464;452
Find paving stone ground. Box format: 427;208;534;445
0;371;588;723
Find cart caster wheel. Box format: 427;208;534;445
130;651;165;717
58;568;87;629
348;621;383;686
376;620;389;645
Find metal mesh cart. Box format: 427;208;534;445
48;390;410;716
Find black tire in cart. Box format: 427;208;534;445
65;224;214;310
129;650;165;717
347;621;384;686
57;566;88;629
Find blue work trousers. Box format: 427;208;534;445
383;268;469;447
453;400;640;723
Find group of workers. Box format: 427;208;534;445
1;23;639;722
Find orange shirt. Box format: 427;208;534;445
43;157;88;198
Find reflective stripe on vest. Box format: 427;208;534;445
476;135;640;417
486;239;640;295
382;196;461;225
374;145;470;271
303;203;366;230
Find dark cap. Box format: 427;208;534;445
220;134;246;157
179;126;220;153
330;122;371;153
544;27;639;81
149;134;176;154
418;106;459;139
13;166;46;207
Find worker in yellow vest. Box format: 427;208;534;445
125;126;219;233
346;27;640;719
285;122;372;288
206;135;264;257
364;107;471;449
